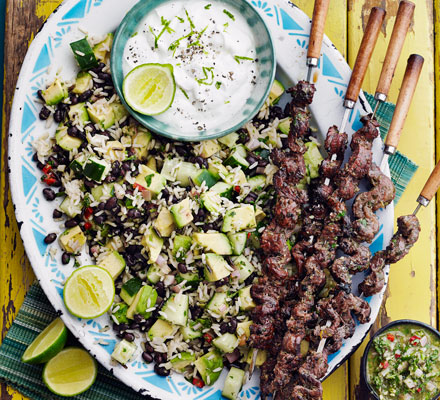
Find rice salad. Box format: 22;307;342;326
32;33;323;394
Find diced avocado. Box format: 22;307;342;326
120;278;142;305
193;232;232;255
83;156;110;182
180;322;203;340
175;162;199;186
87;99;115;130
278;117;291;135
141;226;164;264
98;251;126;280
91;182;114;202
106;140;126;162
160;158;180;181
146;263;162;284
193;169;218;189
93;33;114;63
248;175;266;192
132;129;152;160
238;286;256;311
111;339;137;365
73;71;92;94
135;165;165;196
201;191;222;214
246;348;268;366
112;303;129;324
176;271;200;288
59;226;86;253
213;333;238;353
173;235;192;261
42;79;68;106
68;103;89;123
194;351;223;386
199;140;221;158
146;157;157;171
210;182;233;199
227;232;247;256
170;352;196;372
160;293;189;326
223;169;247;186
127;285;157;319
154;207;175;237
59;196;82;218
170;198;193;228
208;158;230;180
55;126;83;151
222;205;256;233
218;132;239;148
204;253;231;282
148;319;175;340
255;207;266;223
70;37;98;70
206;292;229;317
269;79;285;105
231;255;255;283
236;321;253;339
222;367;245;400
225;145;249;169
304;141;324;179
111;101;129;122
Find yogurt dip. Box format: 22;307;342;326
123;0;259;132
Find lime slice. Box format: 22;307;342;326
123;63;176;115
43;347;97;397
63;265;115;319
21;318;67;364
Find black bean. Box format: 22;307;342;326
195;156;208;169
142;352;153;363
258;159;269;167
42;188;56;201
113;323;122;332
90;63;105;74
134;314;145;323
105;174;117;183
228;318;237;333
130;323;140;330
65;219;78;228
105;197;118;210
61;252;71;265
53;209;63;219
203;223;216;232
48;156;59;168
244;272;256;286
78;89;93;103
37;162;45;170
154;352;166;364
194;208;206;222
116;333;124;339
53;109;64;123
220;322;229;334
154;364;170;377
84;179;96;189
270;105;284;119
44;233;57;244
144;343;155;353
58;186;65;194
67;125;79;137
98;72;112;82
243;192;258;204
94;215;105;225
177;263;188;274
118;323;129;332
155;281;165;298
174;146;186;156
283;102;291;118
190;305;202;319
142;318;155;331
37;89;45;101
98;202;106;211
127;209;141;219
39;106;51;120
69;94;79;105
122;162;131;172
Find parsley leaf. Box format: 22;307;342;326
145;174;154;186
223;9;235;20
215;81;222;89
204;4;212;9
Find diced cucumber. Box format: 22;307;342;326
218;132;239;148
201;191;222;214
210;182;233;200
87;99;115;130
236;320;253;339
170;198;193;228
278;117;291;135
111;339;137;365
83;157;110;182
59;226;86;254
172;235;192;261
42;79;68;106
55;126;83;151
160;293;189;326
70;37;98;70
180;322;203;340
193;232;232;255
213;333;238;353
59;196;82;218
225;145;249;169
112;303;128;324
204;253;231;282
231;255;255;283
132;129;152;160
199;140;221;158
268;79;285;105
223;169;247;186
193;169;218;189
69;158;85;177
160;158;180;181
175;162;199;186
127;285;157;319
120;278;142;305
112;101;129;122
148;319;175;340
73;71;93;94
153;207;175;237
238;286;256;311
176;271;200;288
146;263;162;284
194;351;223;386
68;103;89;123
206;292;229;317
93;33;114;63
222;205;256;233
208;158;230;180
135;165;166;196
170;352;196;371
98;251;126;280
141;226;163;264
227;232;247;256
222;367;245;400
91;182;114;202
247;175;266;192
304;141;324;179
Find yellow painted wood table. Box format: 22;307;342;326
0;0;438;399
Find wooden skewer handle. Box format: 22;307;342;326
385;54;424;149
375;1;415;98
420;161;440;203
307;0;331;60
345;7;386;103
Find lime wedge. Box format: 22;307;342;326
21;318;67;364
43;347;97;397
123;63;176;115
63;265;115;319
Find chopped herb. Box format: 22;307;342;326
177;16;185;23
185;9;195;30
130;32;138;38
195;66;215;86
234;55;254;64
82;194;91;208
204;4;212;9
215;81;222;90
180;87;189;99
149;16;174;48
224;100;230;104
223;9;235;20
145;174;154;186
360;218;368;227
223;22;229;32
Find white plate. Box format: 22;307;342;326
9;0;393;398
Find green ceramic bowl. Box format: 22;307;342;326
110;0;276;142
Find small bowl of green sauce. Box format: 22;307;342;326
362;320;440;400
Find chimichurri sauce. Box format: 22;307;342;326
367;324;440;399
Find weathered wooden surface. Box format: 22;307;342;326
0;0;436;399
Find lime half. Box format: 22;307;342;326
63;265;115;319
43;347;97;397
21;318;67;364
123;63;176;115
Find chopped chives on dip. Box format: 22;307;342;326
367;324;440;399
123;0;258;132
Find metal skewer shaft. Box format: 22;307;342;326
372;0;415;119
379;54;424;172
414;160;440;215
306;0;331;83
